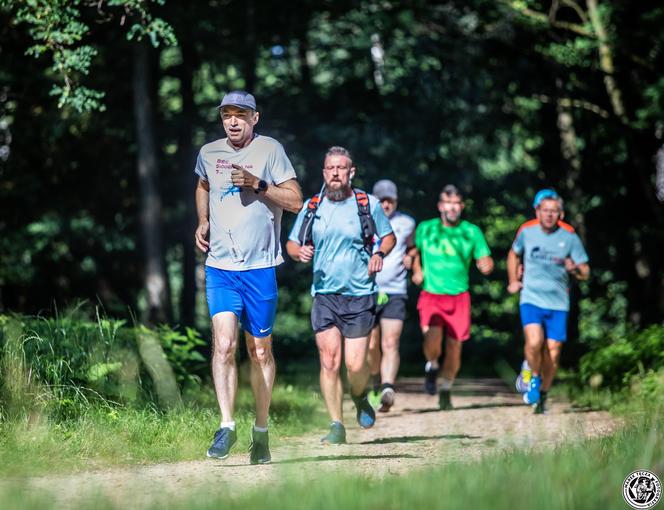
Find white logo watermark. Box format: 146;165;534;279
623;470;662;509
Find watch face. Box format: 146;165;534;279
259;180;267;191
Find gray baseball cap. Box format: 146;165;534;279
373;179;398;200
217;90;257;110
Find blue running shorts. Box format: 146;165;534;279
205;266;278;338
519;303;568;342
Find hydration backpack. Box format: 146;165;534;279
298;188;377;255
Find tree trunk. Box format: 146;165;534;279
136;328;182;408
133;40;171;325
586;0;628;125
555;79;586;241
244;0;257;92
176;35;198;327
656;144;664;203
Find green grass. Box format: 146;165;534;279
0;383;327;476
1;403;661;510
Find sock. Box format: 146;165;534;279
381;382;395;392
253;424;268;433
220;421;236;430
540;390;548;399
425;360;439;371
440;378;453;391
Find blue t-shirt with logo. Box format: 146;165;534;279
512;221;589;311
289;193;393;296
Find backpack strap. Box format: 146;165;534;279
354;189;377;256
298;193;323;246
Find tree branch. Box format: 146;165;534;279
533;94;610;118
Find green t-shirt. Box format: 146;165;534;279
415;219;491;295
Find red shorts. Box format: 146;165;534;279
417;290;471;341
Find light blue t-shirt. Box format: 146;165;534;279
512;221;589;311
375;211;416;295
289;192;393;296
195;135;297;270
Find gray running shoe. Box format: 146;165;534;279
379;387;395;412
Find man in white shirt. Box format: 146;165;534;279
194;90;303;464
367;179;416;412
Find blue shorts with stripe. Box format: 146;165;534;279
519;303;568;342
205;266;278;338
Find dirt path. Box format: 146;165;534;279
17;378;618;508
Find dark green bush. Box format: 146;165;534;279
579;325;664;389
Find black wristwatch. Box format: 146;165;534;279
375;250;386;259
255;179;268;194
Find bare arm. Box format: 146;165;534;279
565;259;590;281
264;178;304;213
231;165;303;213
194;178;210;253
506;249;522;294
476;255;494;275
286;239;314;263
411;250;423;286
368;232;396;276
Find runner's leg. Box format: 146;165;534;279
541;339;563;391
523;324;545;376
316;327;344;423
380;318;403;385
345;334;371;397
211;312;239;422
245;332;275;428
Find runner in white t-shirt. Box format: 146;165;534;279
367;180;416;412
194;90;303;464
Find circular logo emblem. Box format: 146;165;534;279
623;470;662;509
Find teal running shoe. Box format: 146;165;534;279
523;375;542;405
351;392;376;429
321;421;346;445
249;429;271;465
207;427;237;459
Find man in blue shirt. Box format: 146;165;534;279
507;189;589;413
286;146;396;444
194;90;303;463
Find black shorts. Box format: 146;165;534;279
375;294;407;322
311;294;376;339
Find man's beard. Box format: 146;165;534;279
443;211;460;224
326;185;352;202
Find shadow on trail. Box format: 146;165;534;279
275;453;419;465
397;378;515;397
403;402;523;414
220;454;419;468
562;406;598;414
360;434;480;445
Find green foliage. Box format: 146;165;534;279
5;0;176;111
579;325;664;390
0;382;325;476
0;307;209;420
155;324;207;388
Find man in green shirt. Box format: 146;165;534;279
412;185;494;409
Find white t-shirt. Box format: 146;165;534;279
375;211;416;294
195;135;297;270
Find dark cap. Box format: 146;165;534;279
372;179;398;200
217;90;257;110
